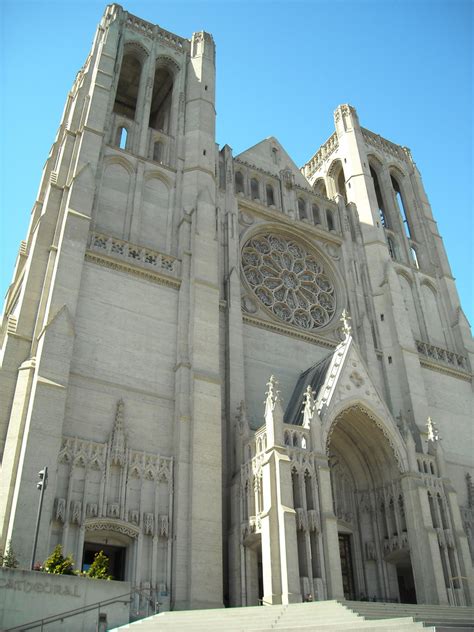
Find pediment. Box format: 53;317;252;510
236;137;310;188
315;337;393;428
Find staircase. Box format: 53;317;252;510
110;600;474;631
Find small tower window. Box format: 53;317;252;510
326;209;334;231
250;178;259;200
235;172;244;194
266;184;275;206
153;140;163;162
272;147;278;164
411;246;419;269
116;127;128;150
312;204;320;225
298;198;306;221
391;175;412;238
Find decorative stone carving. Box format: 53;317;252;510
85;519;139;539
426;416;440;443
108;503;120;519
110;399;127;465
365;541;377;561
307;509;319;532
159;514;169;538
296;507;307;531
144;513;154;535
349;370;364;388
242;233;336;330
55;498;66;523
129;509;139;525
71;500;82;525
86;503;98;518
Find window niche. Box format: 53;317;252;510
312;204;321;225
250;178;260;200
153;140;164;163
266;184;275;206
326;209;335;231
235;171;244;194
298;198;307;221
113;53;142;120
149;66;174;133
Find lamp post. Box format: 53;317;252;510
31;466;48;569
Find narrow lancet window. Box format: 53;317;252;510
370;166;388;228
391;175;412;238
250;178;259;200
117;127;128;150
149;67;174;133
235;172;244;194
298;198;306;221
266;184;275;206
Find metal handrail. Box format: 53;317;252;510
4;587;155;631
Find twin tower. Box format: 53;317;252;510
0;4;472;611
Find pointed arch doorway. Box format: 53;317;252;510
327;405;417;603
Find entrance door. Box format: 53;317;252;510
82;542;126;580
338;534;355;600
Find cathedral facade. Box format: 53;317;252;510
0;4;472;612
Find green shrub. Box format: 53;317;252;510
86;550;112;580
43;545;75;575
1;541;19;568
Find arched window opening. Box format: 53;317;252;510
114;53;142;120
298;198;306;221
391;175;412;238
250;178;259;200
410;246;419;269
387;235;396;260
398;495;407;532
235;172;244;194
437;494;449;529
266;184;275;206
116;127;128;150
312;204;320;225
370;166;389;228
305;472;314;511
149;67;174;133
314;178;327;198
334;164;347;203
326;209;335;231
292;433;299;448
292;469;302;508
153;140;163;163
284;431;291;446
428;492;438;527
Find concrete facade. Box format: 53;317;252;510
0;4;472;613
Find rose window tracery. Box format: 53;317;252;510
242;233;336;329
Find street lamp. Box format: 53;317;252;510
30;466;48;569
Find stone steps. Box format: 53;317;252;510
111;600;474;631
341;601;474;627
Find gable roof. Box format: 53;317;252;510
284;352;333;425
236;137;311;189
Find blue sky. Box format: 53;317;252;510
1;0;472;326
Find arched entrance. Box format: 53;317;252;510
82;519;139;582
327;405;416;603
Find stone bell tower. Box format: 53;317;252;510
0;4;222;610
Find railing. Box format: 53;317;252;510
304;133;339;178
4;592;130;631
4;587;155;631
415;340;468;372
88;231;180;278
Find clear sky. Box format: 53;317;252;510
1;0;472;327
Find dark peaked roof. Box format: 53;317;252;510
284;352;334;426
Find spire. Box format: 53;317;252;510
236;400;250;439
109;398;127;466
302;385;316;429
265;375;284;447
426;416;440;443
340;308;352;341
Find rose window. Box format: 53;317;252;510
242;234;336;329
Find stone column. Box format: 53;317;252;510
260;377;301;605
315;455;344;599
401;473;448;604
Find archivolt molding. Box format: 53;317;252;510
123;39;150;62
102;154;135;176
324;400;407;473
84;518;140;539
154;54;181;75
144;169;172;188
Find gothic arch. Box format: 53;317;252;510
122;39;150;63
154;54;181;76
103;154;135;176
324;399;408;474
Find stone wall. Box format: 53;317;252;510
0;568;130;630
